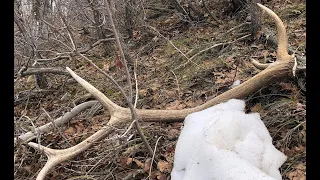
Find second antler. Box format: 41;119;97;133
28;3;296;180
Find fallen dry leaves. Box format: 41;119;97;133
119;157;172;179
167;128;180;140
165;100;186;110
286;163;306;180
251;103;262;112
143;158;152;171
63;121;90;145
120;157;145;169
157;160;172;173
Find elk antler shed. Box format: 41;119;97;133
27;3;296;180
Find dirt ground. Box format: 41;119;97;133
14;0;305;179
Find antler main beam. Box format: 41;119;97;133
28;3;296;180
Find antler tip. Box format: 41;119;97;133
256;3;268;11
66;67;77;77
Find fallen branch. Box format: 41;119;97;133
14;89;56;106
20;67;71;77
35;55;70;63
15;101;98;143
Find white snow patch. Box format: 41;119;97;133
171;99;287;180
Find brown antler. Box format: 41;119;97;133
251;3;295;71
28;3;296;180
257;3;291;61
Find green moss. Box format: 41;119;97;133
104;88;122;99
163;37;193;56
178;57;229;82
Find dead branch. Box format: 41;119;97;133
79;37;115;53
41;107;72;146
104;0;154;156
14;89;56;106
20;67;71;77
16;101;98;143
168;0;192;21
104;0;133;100
34;55;70;63
34;36;115;63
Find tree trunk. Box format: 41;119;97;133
88;0;106;39
249;0;262;38
125;1;134;39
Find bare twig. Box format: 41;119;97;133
120;120;137;138
24;115;42;151
59;13;77;51
51;37;74;51
104;0;153;156
170;70;181;100
104;0;133;101
41;107;72;146
66;175;97;180
284;120;306;147
79;37;115;53
148;136;162;180
145;6;175;13
219;22;250;37
76;53;129;104
133;57;139;108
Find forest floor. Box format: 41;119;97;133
14;0;305;179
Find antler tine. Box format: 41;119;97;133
28;116;119;180
27;142;60;180
257;3;292;61
66;67;122;114
251;58;270;70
